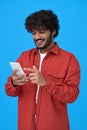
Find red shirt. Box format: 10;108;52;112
5;43;80;130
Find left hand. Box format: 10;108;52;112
24;66;47;86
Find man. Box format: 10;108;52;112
5;10;80;130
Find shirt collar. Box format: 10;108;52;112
32;43;60;55
47;43;60;55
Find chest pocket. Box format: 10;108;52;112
45;62;68;83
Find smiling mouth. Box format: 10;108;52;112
35;39;44;45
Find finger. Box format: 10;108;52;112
29;76;36;81
12;74;27;83
29;72;36;77
17;75;26;79
19;78;27;82
12;69;19;76
33;65;36;69
12;75;26;81
30;80;36;84
33;66;38;71
13;78;28;85
30;79;37;84
23;68;31;71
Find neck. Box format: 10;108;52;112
40;42;55;54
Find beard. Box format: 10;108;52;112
34;32;53;50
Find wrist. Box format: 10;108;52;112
11;78;17;87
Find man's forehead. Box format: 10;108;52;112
32;28;49;32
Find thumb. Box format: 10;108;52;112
12;69;19;76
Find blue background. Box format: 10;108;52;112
0;0;87;130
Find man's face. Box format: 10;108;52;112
32;29;54;52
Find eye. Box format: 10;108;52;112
40;30;46;34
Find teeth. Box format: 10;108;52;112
37;40;41;42
37;39;44;43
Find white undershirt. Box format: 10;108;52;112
35;52;46;103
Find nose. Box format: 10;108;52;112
33;32;41;39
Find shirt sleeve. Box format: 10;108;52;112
45;55;80;103
5;76;22;96
5;52;25;97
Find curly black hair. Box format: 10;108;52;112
25;10;60;38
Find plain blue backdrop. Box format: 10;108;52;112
0;0;87;130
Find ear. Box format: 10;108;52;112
52;30;56;36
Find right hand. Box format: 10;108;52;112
11;69;29;86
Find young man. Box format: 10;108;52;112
5;10;80;130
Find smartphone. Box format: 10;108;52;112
9;62;25;75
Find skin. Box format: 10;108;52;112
12;29;56;86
